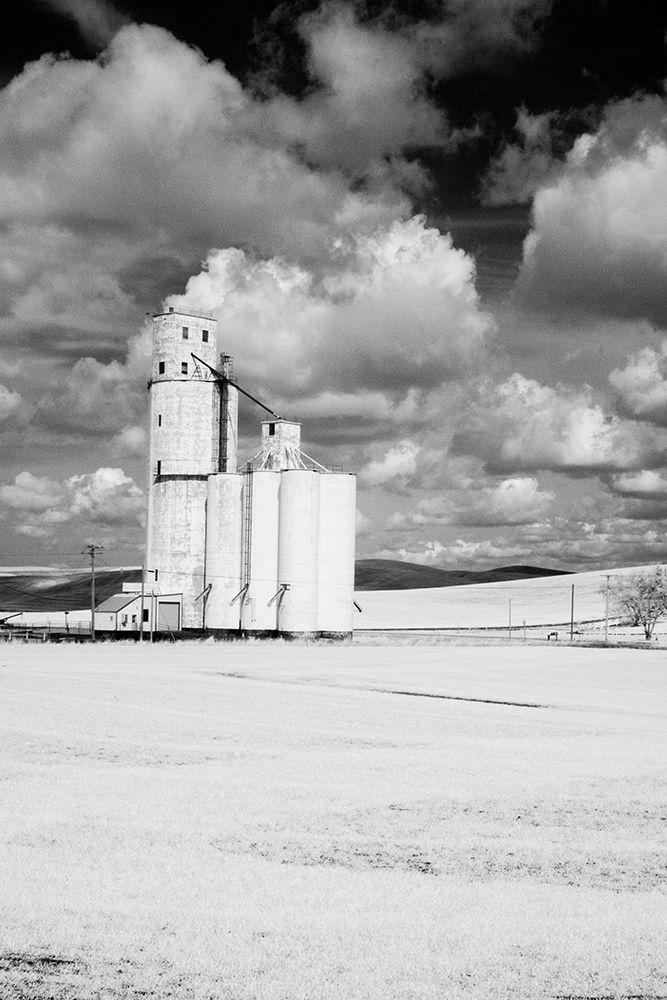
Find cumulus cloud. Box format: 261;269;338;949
359;439;420;488
453;373;667;473
378;513;667;571
609;341;667;425
609;470;667;499
0;20;418;395
254;0;553;183
170;216;492;423
0;467;144;539
515;92;667;325
0;384;33;427
0;24;406;263
258;5;446;179
377;537;527;568
0;471;64;512
388;475;553;527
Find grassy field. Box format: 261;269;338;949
0;643;665;999
355;565;666;635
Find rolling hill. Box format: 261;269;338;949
355;559;570;591
0;561;570;614
0;568;143;614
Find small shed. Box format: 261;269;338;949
95;592;183;635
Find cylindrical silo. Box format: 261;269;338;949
146;476;209;629
240;471;280;633
317;473;356;636
205;473;243;630
145;309;241;631
278;470;321;635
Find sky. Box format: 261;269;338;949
0;0;666;571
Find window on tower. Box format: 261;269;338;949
202;330;209;342
182;327;189;339
158;414;162;426
158;361;165;374
181;362;188;374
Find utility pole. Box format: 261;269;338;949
83;543;104;642
570;583;575;644
139;568;145;643
605;573;610;644
141;568;157;643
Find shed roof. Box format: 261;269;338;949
96;593;138;613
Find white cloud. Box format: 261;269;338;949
0;471;64;512
609;470;667;499
516;92;667;325
454;373;667;473
0;467;144;538
68;467;143;524
253;0;553;183
389;475;554;527
0;25;406;263
378;513;667;571
260;5;446;177
170;216;492;411
609;341;667;424
360;439;420;488
378;537;525;567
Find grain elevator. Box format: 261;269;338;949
144;308;356;638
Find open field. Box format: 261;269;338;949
0;643;665;999
355;565;667;639
3;565;665;645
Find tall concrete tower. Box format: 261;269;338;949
145;308;238;628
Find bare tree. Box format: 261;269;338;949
608;566;667;640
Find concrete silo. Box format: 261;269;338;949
145;308;238;628
144;310;356;639
204;473;243;630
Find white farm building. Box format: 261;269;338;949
138;308;356;638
